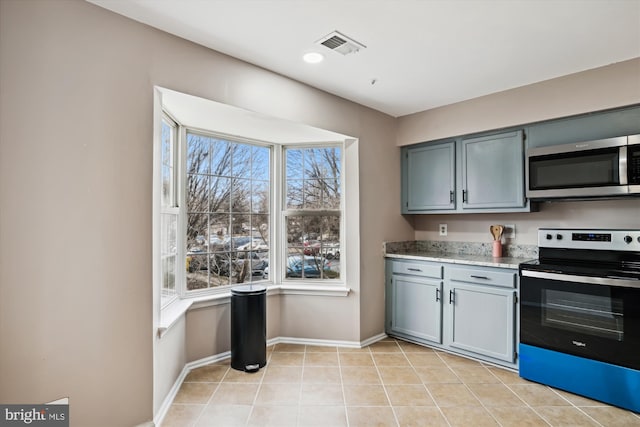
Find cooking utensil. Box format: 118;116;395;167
490;225;504;241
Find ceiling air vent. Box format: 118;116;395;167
316;31;366;56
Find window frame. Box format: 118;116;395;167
160;113;179;308
280;143;344;284
180;127;275;297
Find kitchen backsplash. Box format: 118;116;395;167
384;240;538;259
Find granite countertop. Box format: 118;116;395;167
384;240;538;270
385;251;532;269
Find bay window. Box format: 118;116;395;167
156;114;344;304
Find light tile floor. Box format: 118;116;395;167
161;338;640;426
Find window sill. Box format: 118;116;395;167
157;284;351;339
276;284;351;297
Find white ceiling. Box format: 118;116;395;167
90;0;640;117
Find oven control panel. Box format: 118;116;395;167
539;228;640;251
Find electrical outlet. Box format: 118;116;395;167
439;224;448;236
504;224;515;239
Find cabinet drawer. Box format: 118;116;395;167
392;261;442;279
448;266;515;288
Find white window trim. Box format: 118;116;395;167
159;113;179;309
177;127;275;299
278;143;345;285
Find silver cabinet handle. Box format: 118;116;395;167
449;191;454;203
449;290;454;304
436;288;440;302
470;275;490;280
407;268;422;272
462;190;467;203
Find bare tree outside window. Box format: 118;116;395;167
285;146;341;280
185;133;270;290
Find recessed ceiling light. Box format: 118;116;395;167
303;52;324;64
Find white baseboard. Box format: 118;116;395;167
360;332;388;347
153;366;188;427
185;351;231;371
153;333;387;426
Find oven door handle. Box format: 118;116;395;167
521;269;640;289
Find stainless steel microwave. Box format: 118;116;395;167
526;134;640;199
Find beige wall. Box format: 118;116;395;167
184;295;280;364
0;1;411;426
397;58;640;145
413;199;640;246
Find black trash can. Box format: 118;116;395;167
230;284;267;372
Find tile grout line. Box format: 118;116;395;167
407;344;454;427
295;346;307;427
498;381;558;427
371;342;401;427
424;345;545;427
440;355;516;427
183;364;228;427
541;386;606;427
336;345;349;427
243;345;273;426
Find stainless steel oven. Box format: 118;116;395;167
519;229;640;413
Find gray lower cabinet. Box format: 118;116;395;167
390;275;442;343
446;270;516;363
386;259;444;344
386;259;518;368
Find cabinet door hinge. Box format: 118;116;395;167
514;292;518;304
514;351;518;361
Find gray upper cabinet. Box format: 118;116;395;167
461;131;525;209
402;130;530;214
404;142;455;211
